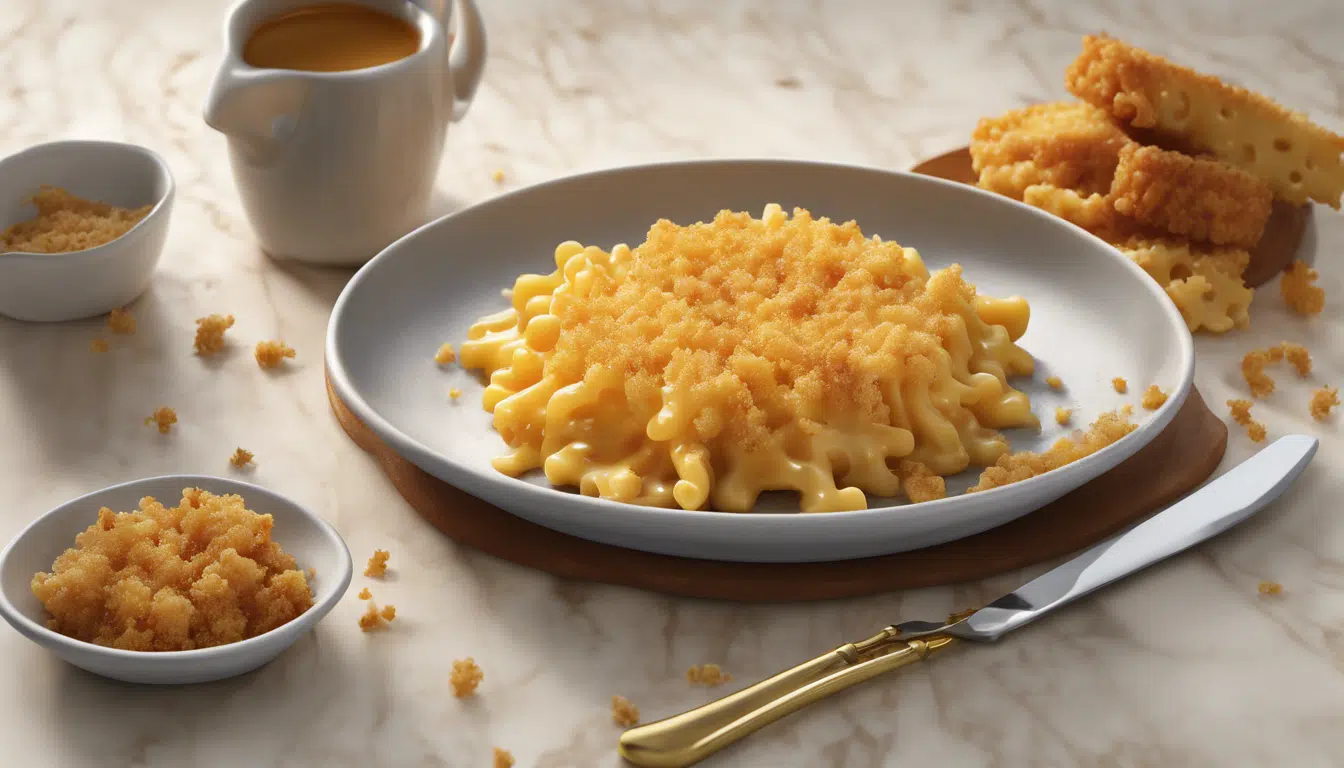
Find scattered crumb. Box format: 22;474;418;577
1310;387;1340;421
897;460;946;503
435;342;457;365
449;388;462;400
365;549;390;578
1281;342;1312;376
108;308;136;335
686;664;732;686
968;409;1135;492
1227;399;1253;426
1045;375;1063;390
775;76;801;89
1281;260;1324;316
0;186;151;253
451;657;484;698
255;340;296;369
1247;421;1267;442
491;169;506;184
611;695;640;727
193;314;236;356
1141;385;1168;410
229;447;254;468
1242;346;1284;398
1258;581;1283;596
357;587;372;600
358;599;397;631
1112;377;1128;394
493;748;515;768
144;406;177;434
90;337;109;353
1054;407;1072;425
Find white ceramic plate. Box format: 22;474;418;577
326;160;1194;563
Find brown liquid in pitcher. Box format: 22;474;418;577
243;4;421;72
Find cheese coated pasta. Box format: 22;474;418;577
461;206;1037;512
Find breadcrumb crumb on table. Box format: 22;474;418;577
1281;260;1325;316
1112;377;1128;394
1247;421;1268;442
1310;387;1340;421
365;549;390;578
1054;407;1072;425
611;695;640;727
493;747;515;768
449;388;462;401
1242;346;1284;398
1227;399;1254;426
144;407;177;434
490;170;506;184
1281;342;1312;376
1258;581;1283;596
90;338;109;353
1141;385;1168;410
358;600;397;631
194;314;236;356
255;340;296;369
229;448;254;468
108;308;136;335
686;664;732;686
357;587;371;600
434;342;456;365
1045;376;1063;390
451;657;484;698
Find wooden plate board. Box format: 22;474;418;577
910;147;1309;287
328;369;1227;601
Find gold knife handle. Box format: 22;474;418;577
618;631;957;767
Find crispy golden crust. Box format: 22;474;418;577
971;102;1129;199
1110;144;1271;248
1066;35;1344;207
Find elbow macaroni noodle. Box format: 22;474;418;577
460;206;1037;512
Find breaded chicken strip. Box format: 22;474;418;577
1066;35;1344;208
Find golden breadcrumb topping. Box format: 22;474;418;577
1054;407;1072;425
255;340;296;369
145;406;177;434
435;342;456;365
1281;260;1325;316
1247;421;1267;442
1141;385;1168;410
611;695;640;727
1227;399;1254;425
229;447;254;468
1310;387;1339;421
1280;342;1312;376
1065;35;1344;207
0;186;151;253
968;409;1135;492
1112;377;1128;393
1258;581;1283;595
1242;346;1284;398
364;549;390;578
1046;375;1063;390
358;600;397;631
449;388;462;400
493;748;515;768
29;488;312;651
1110;143;1271;249
358;587;372;600
194;314;236;356
896;460;947;503
451;658;484;698
108;307;136;335
686;664;733;686
90;337;109;353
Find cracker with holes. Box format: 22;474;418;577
1066;34;1344;208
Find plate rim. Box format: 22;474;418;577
325;157;1195;530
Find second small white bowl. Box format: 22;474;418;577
0;475;352;685
0;140;175;322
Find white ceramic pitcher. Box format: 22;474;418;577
203;0;486;266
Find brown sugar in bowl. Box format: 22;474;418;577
0;475;352;684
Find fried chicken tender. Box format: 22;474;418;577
1110;144;1272;248
1066;35;1344;207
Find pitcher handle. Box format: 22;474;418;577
447;0;487;122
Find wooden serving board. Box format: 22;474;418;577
327;370;1228;601
910;147;1310;287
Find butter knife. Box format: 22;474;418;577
619;434;1318;767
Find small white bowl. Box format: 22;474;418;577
0;475;352;685
0;140;175;322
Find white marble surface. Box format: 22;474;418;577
2;0;1344;765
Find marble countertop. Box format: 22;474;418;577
3;0;1344;765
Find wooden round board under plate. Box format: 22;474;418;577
327;368;1228;601
910;147;1310;287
